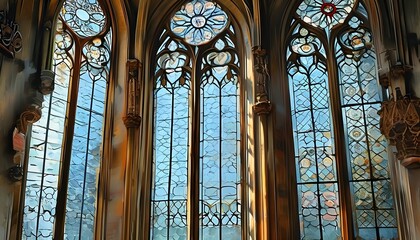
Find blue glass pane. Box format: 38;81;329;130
61;0;106;38
199;33;240;240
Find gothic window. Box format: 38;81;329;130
22;0;112;239
287;0;397;239
150;1;241;239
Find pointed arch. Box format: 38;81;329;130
20;0;125;239
135;0;254;239
283;0;398;239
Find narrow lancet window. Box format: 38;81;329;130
22;0;112;239
287;1;397;239
150;1;241;239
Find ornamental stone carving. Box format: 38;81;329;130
123;59;142;129
38;70;55;95
380;92;420;168
252;46;272;115
0;10;22;58
9;104;42;182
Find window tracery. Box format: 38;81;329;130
287;1;397;239
22;0;111;239
150;1;241;239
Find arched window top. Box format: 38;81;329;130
22;0;112;239
170;0;229;46
287;0;398;239
149;1;242;239
61;0;107;38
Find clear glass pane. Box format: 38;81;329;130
22;21;73;239
199;33;241;240
150;37;190;240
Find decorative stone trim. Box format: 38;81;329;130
252;46;272;116
123;113;142;129
38;70;55;95
0;10;22;58
124;59;142;129
17;104;42;134
8;104;42;181
379;64;412;88
380;92;420;168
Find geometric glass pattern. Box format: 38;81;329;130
337;5;397;239
288;1;397;239
170;0;228;46
151;2;241;239
22;0;111;239
288;25;341;239
151;32;191;239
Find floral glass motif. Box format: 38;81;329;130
288;1;397;239
22;0;111;239
170;0;228;45
61;0;106;38
296;0;355;30
151;3;241;239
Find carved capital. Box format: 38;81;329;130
0;10;22;58
18;104;42;133
380;64;412;90
252;46;272;115
380;97;420;168
389;64;412;80
38;70;55;95
252;46;267;74
123;113;142;129
253;100;272;116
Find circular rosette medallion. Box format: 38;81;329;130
170;0;229;46
61;0;106;38
296;0;355;29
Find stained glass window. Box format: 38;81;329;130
150;1;241;239
22;0;111;239
288;1;397;239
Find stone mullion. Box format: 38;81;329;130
122;59;142;240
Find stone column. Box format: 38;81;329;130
252;46;277;240
122;59;142;240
